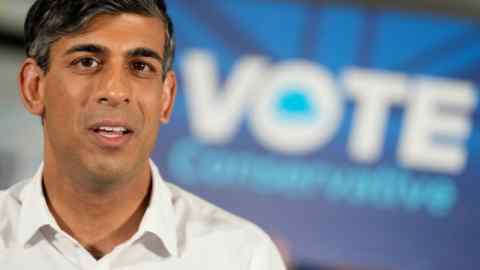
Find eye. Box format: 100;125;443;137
79;57;98;68
71;57;101;70
130;61;155;74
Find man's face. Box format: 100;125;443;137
34;14;175;184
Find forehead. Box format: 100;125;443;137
51;13;166;55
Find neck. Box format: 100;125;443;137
42;160;152;259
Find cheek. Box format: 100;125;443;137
44;80;69;117
43;75;89;128
143;98;163;130
136;81;165;119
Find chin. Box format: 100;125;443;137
86;156;139;184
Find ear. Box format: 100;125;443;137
159;70;177;124
18;58;46;117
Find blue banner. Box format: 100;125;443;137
153;1;480;269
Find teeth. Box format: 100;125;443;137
98;126;127;132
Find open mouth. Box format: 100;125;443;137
92;126;132;138
89;124;134;148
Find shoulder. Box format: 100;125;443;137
0;179;30;232
166;182;286;269
0;179;30;206
0;180;30;250
0;180;26;216
0;190;8;213
166;182;272;243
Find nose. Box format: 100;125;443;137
95;65;131;107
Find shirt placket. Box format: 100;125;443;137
50;232;100;270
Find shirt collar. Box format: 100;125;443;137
17;160;179;257
137;160;179;257
18;163;62;246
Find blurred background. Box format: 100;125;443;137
1;0;479;269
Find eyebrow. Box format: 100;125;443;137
63;44;163;63
64;44;107;55
127;48;163;63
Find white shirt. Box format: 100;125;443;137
0;161;286;270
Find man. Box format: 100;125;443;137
0;1;286;269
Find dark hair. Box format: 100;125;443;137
24;0;175;77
